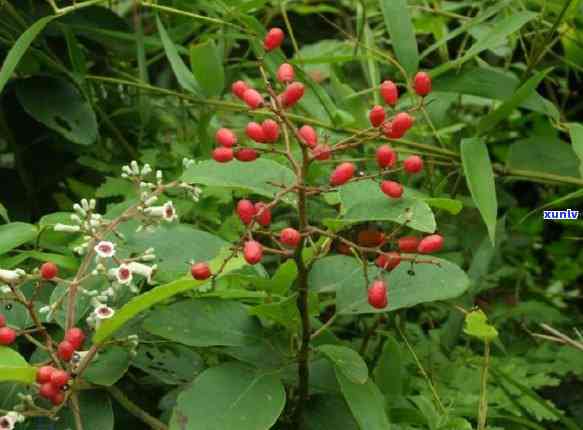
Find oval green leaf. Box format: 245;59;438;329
378;0;419;76
0;347;36;384
317;345;368;384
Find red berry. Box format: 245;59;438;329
299;125;318;147
391;112;414;138
280;228;301;248
403;155;423;174
376;144;397;168
50;370;69;388
0;314;5;328
398;236;419;253
312;144;331;160
39;382;59;400
36;366;56;384
65;328;85;350
375;252;401;271
330;162;356;186
277;63;294;83
264;27;284;51
236;200;256;225
40;262;58;280
417;234;444;254
235;148;259;162
380;80;398;106
368;280;388;309
191;262;211;280
380;180;403;199
212;147;234;163
51;392;65;406
231;80;249;100
57;341;75;362
0;327;16;345
369;105;385;127
244;240;263;265
254;202;272;227
280;82;304;108
357;230;385;247
215;128;237;148
246;122;266;143
262;119;280;143
243;89;263;109
414;71;432;96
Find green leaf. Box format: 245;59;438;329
310;255;469;314
84;346;131;386
0;203;9;223
378;0;419;76
169;363;285;430
336;371;391;429
305;395;359;430
143;298;262;347
156;15;201;95
181;159;296;200
338;180;436;233
0;15;56;94
463;309;499;341
190;39;225;97
55;391;114;430
92;254;245;344
567;123;583;178
133;343;204;385
477;68;552;134
15;76;98;145
374;335;403;399
0;222;37;256
317;345;368;384
0;347;36;384
461;138;498;244
424;198;463;215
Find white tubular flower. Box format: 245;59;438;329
94;305;115;320
94;241;116;258
0;414;16;430
5;413;23;424
144;201;178;222
114;264;133;285
0;269;25;284
128;262;157;285
54;223;81;233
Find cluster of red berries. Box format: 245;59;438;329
57;327;85;362
36;365;70;406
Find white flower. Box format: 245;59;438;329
0;269;25;284
94;241;116;258
128;262;157;285
94;305;115;320
144;201;178;222
0;415;15;430
0;285;11;294
114;264;133;285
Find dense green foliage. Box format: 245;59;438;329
0;0;582;429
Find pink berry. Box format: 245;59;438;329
36;366;56;384
277;63;294;83
403;155;423;174
380;80;398;106
398;236;419;253
232;80;249;100
51;392;65;406
0;327;16;345
375;252;401;271
264;27;284;51
212;147;234;163
376;144;397;168
0;314;5;328
280;228;301;248
369;105;385;127
243;89;263;109
50;369;69;388
244;241;263;265
380;180;403;199
368;280;388;309
330;162;356;186
391;112;414;138
65;328;85;350
414;72;432;96
262;119;280;143
58;341;75;362
312;144;331;160
417;234;444;254
236;200;256;225
39;382;59;400
40;262;58;280
298;125;317;147
215;128;237;147
191;262;211;280
246;122;266;143
280;82;304;108
254;202;272;227
235;148;259;162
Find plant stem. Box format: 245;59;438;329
107;385;168;430
478;341;491;430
